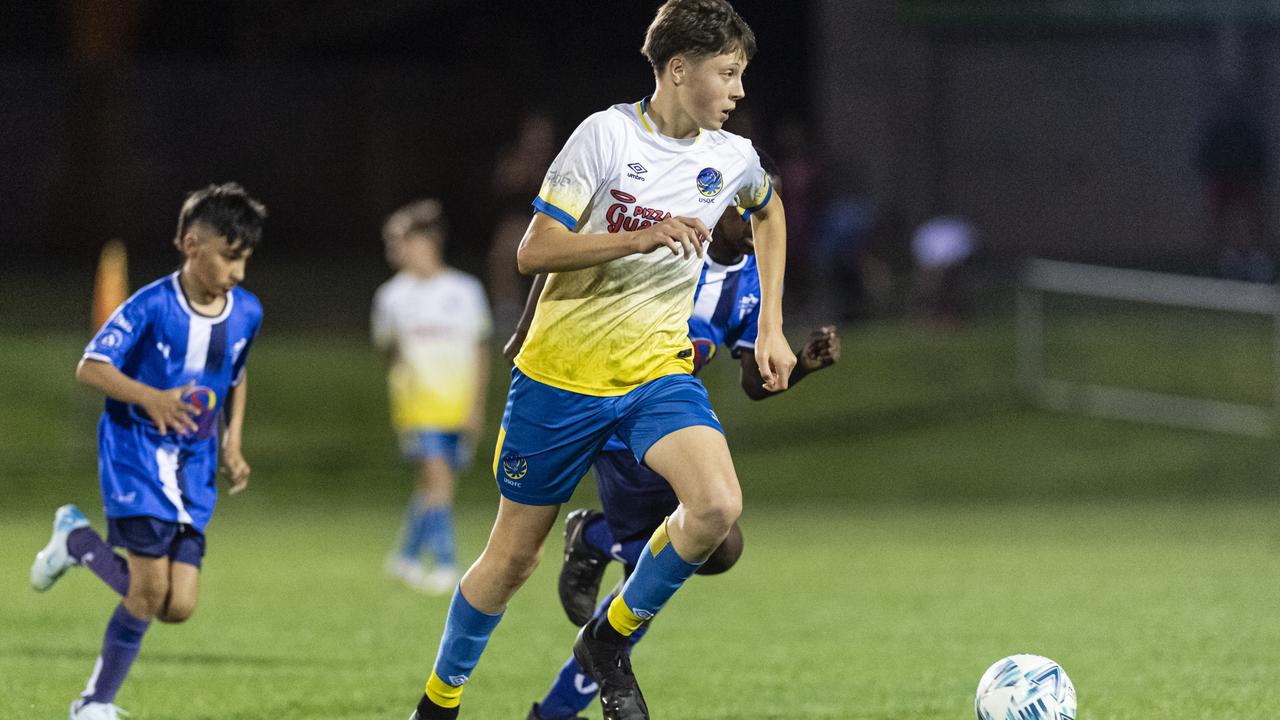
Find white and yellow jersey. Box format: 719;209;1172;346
517;98;773;396
372;269;492;431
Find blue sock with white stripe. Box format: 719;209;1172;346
583;516;647;566
83;603;150;704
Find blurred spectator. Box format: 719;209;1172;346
486;110;557;331
1196;86;1272;281
1216;203;1275;282
910;215;977;323
814;164;876;322
777;118;822;312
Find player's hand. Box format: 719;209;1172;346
143;381;199;436
221;442;250;495
632;216;710;260
755;327;796;392
502;328;526;364
799;325;841;372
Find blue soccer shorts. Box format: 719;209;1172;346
107;516;207;567
399;430;471;470
491;368;722;505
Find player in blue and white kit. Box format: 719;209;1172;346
516;155;842;720
29;183;266;720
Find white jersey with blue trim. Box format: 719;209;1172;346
82;272;263;529
516;98;772;396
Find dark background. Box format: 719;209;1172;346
2;1;1277;331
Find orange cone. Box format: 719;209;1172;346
92;239;129;331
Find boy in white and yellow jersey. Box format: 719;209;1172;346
411;2;794;718
373;199;491;594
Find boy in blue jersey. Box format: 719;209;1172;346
29;183;266;720
515;159;842;720
411;2;795;719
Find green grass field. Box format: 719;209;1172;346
2;312;1279;718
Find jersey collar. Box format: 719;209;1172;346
634;96;702;148
170;272;235;322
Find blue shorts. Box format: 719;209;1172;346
492;368;722;505
107;516;206;568
399;430;471;469
593;449;678;543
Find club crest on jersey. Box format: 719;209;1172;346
696;167;724;197
183;385;219;441
691;338;717;373
605;189;672;234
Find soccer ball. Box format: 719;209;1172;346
975;654;1076;720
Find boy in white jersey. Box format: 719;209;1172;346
411;2;794;718
374;200;492;594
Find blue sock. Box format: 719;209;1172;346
83;604;150;704
424;506;456;568
426;585;503;706
583;517;647;565
608;521;702;635
537;590;649;718
400;501;431;561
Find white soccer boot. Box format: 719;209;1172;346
386;555;427;588
32;504;90;592
70;699;130;719
417;565;459;596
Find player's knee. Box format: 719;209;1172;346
127;580;170;615
697;522;744;576
158;598;197;624
690;489;741;536
494;544;542;585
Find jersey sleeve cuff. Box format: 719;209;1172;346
741;181;774;222
531;197;579;231
82;351;116;365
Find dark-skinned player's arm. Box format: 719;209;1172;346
501;273;547;364
738;325;841;401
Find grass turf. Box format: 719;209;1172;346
2;314;1278;717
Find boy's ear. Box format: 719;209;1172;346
667;55;685;85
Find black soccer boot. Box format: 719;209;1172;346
412;695;459;719
559;509;610;626
572;616;649;720
526;702;588;720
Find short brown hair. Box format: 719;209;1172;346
642;0;757;74
383;198;448;244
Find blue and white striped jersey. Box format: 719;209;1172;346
83;272;263;530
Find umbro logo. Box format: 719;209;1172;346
626;162;647;182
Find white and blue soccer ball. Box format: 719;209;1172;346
975;654;1076;720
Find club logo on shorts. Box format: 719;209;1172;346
501;452;528;480
696;167;724;197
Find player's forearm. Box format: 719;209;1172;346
515;275;546;335
76;358;159;407
223;373;248;448
517;224;639;274
751;193;787;331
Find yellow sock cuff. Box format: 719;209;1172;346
606;592;646;636
647;518;671;557
425;671;464;708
